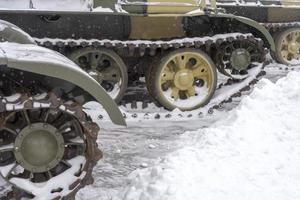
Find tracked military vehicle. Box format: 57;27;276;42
0;0;275;115
217;0;300;66
0;19;125;199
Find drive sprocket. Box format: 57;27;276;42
0;92;101;200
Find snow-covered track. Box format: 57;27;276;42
35;33;268;122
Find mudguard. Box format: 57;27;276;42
0;43;126;126
210;13;276;52
0;19;36;44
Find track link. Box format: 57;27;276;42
35;33;263;57
263;22;300;32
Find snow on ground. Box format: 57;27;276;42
120;71;300;200
0;64;300;200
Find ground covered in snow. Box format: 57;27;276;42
121;71;300;200
0;65;299;199
74;65;300;200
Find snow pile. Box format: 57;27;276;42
122;71;300;200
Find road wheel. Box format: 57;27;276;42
275;28;300;66
147;49;217;111
70;47;128;103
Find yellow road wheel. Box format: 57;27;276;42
147;49;217;111
275;28;300;66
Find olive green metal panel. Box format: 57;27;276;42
267;7;300;23
0;43;126;126
129;16;185;39
121;0;202;14
0;19;35;44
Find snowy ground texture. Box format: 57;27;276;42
75;65;300;200
121;71;300;200
0;64;299;199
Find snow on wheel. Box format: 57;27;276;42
147;49;217;111
0;105;99;199
275;28;300;66
69;47;128;103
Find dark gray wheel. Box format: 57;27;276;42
69;47;128;103
214;39;265;79
147;49;217;111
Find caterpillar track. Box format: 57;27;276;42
35;33;268;122
35;33;263;58
0;91;102;199
263;22;300;32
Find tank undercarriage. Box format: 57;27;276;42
35;32;268;120
218;2;300;65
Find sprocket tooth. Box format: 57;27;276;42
85;176;95;186
85;122;100;139
48;92;61;107
94;147;103;162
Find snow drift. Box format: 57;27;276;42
122;71;300;200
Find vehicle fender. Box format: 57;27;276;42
0;19;36;44
0;43;126;126
211;13;276;52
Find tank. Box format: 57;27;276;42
0;0;275;113
0;19;125;199
217;0;300;66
